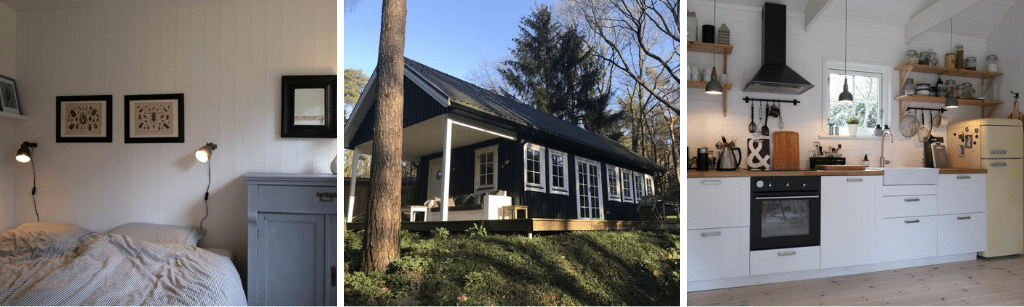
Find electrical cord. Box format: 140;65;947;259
200;158;210;231
31;160;38;222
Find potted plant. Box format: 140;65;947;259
845;117;860;136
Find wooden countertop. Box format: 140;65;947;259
687;168;986;178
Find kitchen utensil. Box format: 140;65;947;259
917;112;930;143
772;131;799;171
761;103;770;136
899;110;918;138
1008;91;1023;122
933;111;945;127
778;103;785;129
768;102;780;117
749;103;757;133
931;142;949;168
716;147;741;171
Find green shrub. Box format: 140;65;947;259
467;223;488;236
391;255;430;272
431;227;450;239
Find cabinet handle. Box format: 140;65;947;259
317;192;337;202
778;251;797;257
701;180;722;185
846;178;863;182
991;150;1008;155
991;162;1008;167
905;219;920;224
956;175;972;179
331;266;336;287
904;198;920;202
701;231;721;237
957;216;971;220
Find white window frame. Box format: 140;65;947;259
474;145;498;192
633;171;644;203
574;157;605;220
821;59;891;137
644;174;655;196
523;143;547;193
621;170;634;203
606;164;621;202
548;149;569;195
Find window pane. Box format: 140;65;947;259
828;69;883;136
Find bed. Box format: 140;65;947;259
0;222;246;306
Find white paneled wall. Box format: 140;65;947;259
688;2;996;169
988;1;1023;118
0;1;15;232
12;0;337;273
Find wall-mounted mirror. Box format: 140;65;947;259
282;75;337;138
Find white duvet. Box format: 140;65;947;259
0;223;246;306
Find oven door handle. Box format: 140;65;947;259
754;195;820;200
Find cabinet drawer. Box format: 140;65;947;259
750;246;820;275
938;174;986;215
687;227;749;281
687;177;750;229
937;213;986;256
879;195;936;218
882;216;937;262
257;185;337;214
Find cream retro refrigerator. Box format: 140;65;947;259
947;118;1023;257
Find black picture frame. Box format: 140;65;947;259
282;75;337;138
0;75;21;116
124;93;185;143
56;95;113;143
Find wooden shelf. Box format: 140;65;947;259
894;63;1003;79
895;95;1002;118
687;80;734;91
0;112;27;120
687;42;733;55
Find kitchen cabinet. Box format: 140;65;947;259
938;174;985;215
245;173;337;306
750;246;820;275
894;63;1003;118
882;216;938;261
937;213;986;255
687;41;733;117
821;176;881;269
687;227;749;281
879;194;938;218
687;177;749;229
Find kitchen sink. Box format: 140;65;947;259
866;167;939;186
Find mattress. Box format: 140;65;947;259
0;224;246;305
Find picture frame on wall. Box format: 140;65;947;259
124;93;184;143
56;95;113;143
0;75;21;116
281;75;337;138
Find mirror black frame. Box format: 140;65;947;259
282;75;337;138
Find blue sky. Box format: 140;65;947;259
343;0;556;81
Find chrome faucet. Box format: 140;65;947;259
879;130;893;167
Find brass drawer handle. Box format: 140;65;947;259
956;175;971;179
317;192;337;202
957;216;971;220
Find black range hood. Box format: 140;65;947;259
744;3;814;95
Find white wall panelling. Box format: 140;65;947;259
687;1;997;169
0;1;15;232
11;0;337;278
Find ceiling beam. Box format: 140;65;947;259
904;0;980;44
804;0;834;32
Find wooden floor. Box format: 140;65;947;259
346;218;679;233
688;255;1024;306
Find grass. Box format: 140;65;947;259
344;228;680;306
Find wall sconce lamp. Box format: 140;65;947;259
195;143;217;163
15;142;39;222
195;142;217;231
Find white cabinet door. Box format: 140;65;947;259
687;227;749;281
937;213;986;255
687;177;750;229
882;216;937;262
257;213;326;306
938;174;986;215
821;176;881;269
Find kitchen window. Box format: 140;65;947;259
524;143;546;193
548;149;569;195
823;61;891;137
474;145;498;192
606;165;621;202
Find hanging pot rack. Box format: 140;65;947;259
743;97;800;105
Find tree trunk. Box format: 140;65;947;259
362;0;406;273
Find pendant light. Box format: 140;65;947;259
705;0;723;95
945;18;959;109
837;0;853;102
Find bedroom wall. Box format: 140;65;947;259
12;0;336;273
0;1;15;232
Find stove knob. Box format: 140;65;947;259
785;182;790;187
755;180;764;188
802;183;808;188
768;182;773;188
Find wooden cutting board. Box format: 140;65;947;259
772;131;800;171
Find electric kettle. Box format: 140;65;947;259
717;147;742;171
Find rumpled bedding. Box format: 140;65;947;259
0;223;246;306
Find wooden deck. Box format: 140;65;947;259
345;218;679;233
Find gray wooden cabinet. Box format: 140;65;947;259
244;173;337;306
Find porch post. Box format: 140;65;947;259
441;116;453;221
346;148;360;223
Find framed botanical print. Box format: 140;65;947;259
56;95;113;143
0;75;21;116
124;93;184;143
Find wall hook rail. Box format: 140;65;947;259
743;96;800;106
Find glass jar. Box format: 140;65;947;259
919;51;931;65
965;83;976;99
964;57;977;70
945;79;956;95
927;49;940;66
904;78;915;95
956;84;967;99
987;55;999;72
906;50;919;64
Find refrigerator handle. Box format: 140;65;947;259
991;150;1008;155
991;162;1008;167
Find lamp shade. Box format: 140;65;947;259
705;66;723;95
944;91;959;109
15;142;36;163
838;78;854;102
195;143;217;163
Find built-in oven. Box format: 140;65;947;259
750;176;820;251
